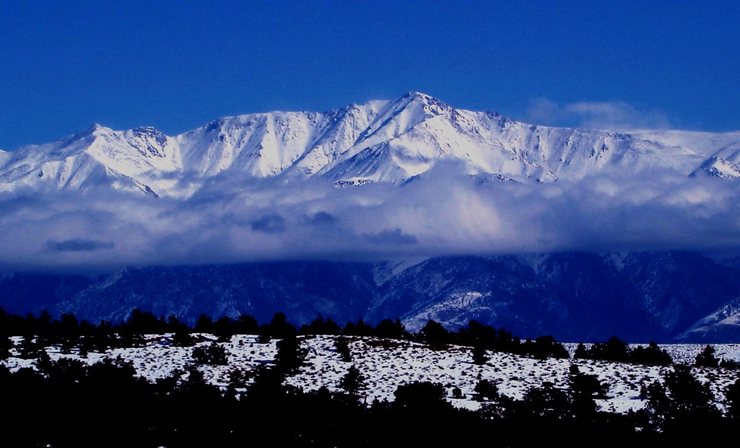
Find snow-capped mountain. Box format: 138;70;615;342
1;92;737;197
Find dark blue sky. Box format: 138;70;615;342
1;1;739;149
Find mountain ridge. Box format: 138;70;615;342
2;92;738;197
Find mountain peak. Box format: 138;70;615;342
78;123;116;139
86;123;106;132
399;91;446;106
404;90;434;100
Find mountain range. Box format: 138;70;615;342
1;92;738;197
0;93;738;342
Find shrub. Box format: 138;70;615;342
192;342;229;365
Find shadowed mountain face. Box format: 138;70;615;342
2;252;738;342
0;272;92;316
370;252;740;342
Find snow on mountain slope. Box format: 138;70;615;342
0;126;163;196
678;296;740;341
692;156;740;179
1;92;737;197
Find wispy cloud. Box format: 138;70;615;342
526;98;672;130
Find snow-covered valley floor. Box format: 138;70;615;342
3;335;739;414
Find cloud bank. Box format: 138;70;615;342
0;164;738;272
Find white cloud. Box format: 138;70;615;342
526;98;672;130
0;165;738;272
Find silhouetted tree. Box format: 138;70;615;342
374;319;409;339
334;337;352;362
631;342;673;366
695;345;719;368
394;382;449;411
171;327;195;347
261;312;296;339
169;316;195;347
274;333;307;374
300;316;341;335
232;314;259;335
419;320;450;347
521;335;569;359
194;314;214;333
459;320;497;348
574;342;589;359
569;364;608;417
451;387;463;398
474;379;499;401
520;382;571;421
472;344;488;365
125;308;166;334
210;316;235;341
342;319;374;337
339;365;364;397
78;338;89;358
247;364;284;401
645;366;719;432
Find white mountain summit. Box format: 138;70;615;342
1;92;738;198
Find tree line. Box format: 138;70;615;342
1;307;737;368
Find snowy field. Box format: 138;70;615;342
3;335;739;414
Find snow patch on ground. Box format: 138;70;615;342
3;336;738;414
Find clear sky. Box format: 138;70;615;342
1;0;739;149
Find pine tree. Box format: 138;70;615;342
339;365;364;396
374;319;408;339
419;320;450;347
274;333;307;374
646;366;719;431
573;343;589;359
569;364;608;417
474;379;499;401
472;344;488;365
334;337;352;362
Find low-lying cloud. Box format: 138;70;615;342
0;164;738;272
45;239;115;252
364;228;418;246
250;214;286;234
